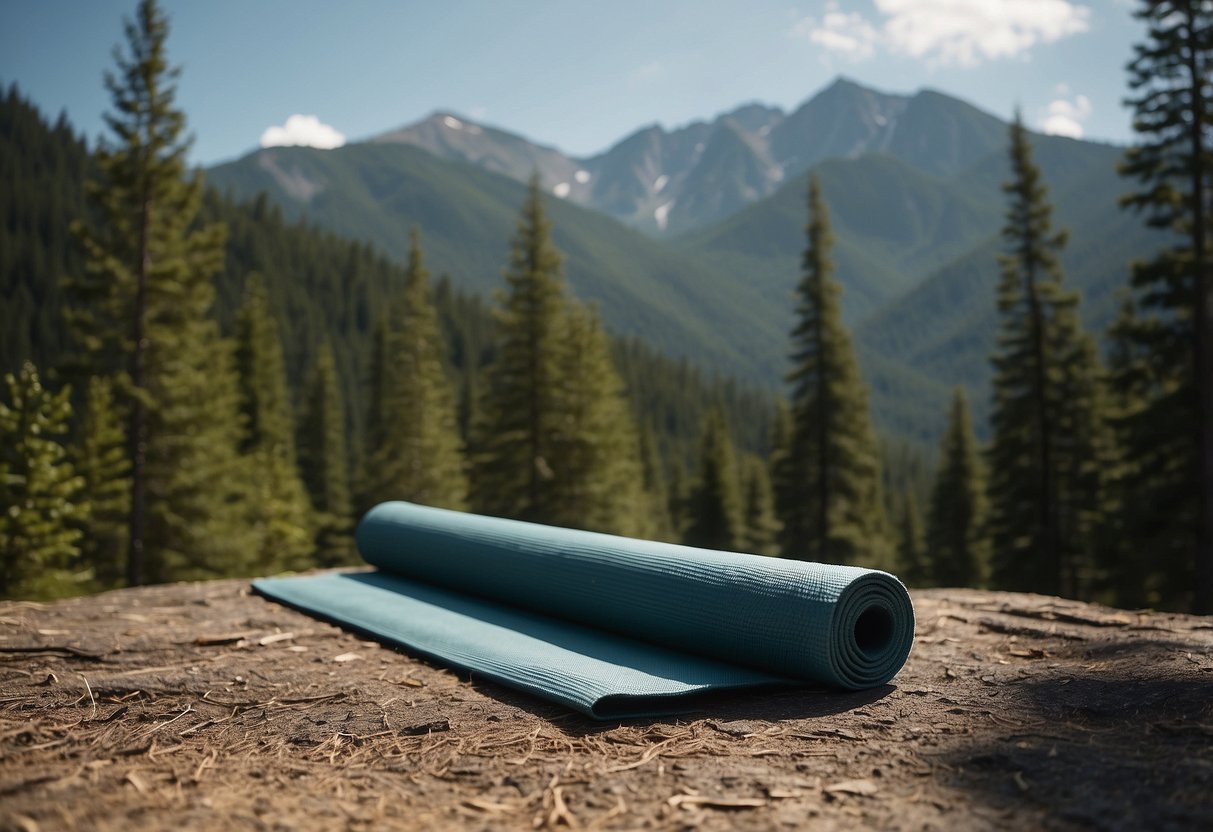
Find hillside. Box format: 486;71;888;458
675;152;1003;324
852;136;1164;434
673;131;1156;438
2;580;1210;830
208;142;777;380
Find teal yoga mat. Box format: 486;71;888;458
253;501;914;719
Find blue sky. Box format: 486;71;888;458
2;1;1143;166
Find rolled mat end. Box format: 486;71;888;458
829;571;915;689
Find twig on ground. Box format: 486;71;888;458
81;674;97;721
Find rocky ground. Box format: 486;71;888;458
1;579;1211;830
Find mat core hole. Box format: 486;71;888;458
854;605;894;655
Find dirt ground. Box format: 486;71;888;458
1;577;1211;831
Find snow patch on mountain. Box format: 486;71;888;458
443;116;463;130
654;174;669;193
553;182;571;198
654;199;675;231
574;170;591;183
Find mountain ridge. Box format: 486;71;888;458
362;76;1023;237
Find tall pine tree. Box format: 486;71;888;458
781;176;885;564
927;387;988;588
297;342;354;566
472;174;647;534
365;229;468;510
472;176;569;523
0;363;87;598
235;274;314;573
65;0;248;584
987;116;1105;598
684;408;744;551
1110;0;1213;612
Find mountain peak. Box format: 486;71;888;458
370;110;581;194
827;75;862;90
376;110;487;143
721;102;784;135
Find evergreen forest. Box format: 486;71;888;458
2;0;1210;614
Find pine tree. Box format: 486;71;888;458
235;274;314;573
470;175;645;531
75;375;129;589
1110;0;1213;612
987;116;1105;597
781;176;886;564
297;343;354;566
548;304;646;535
365;229;468;510
684;409;744;551
0;363;87;598
741;454;781;556
927;387;988;588
895;491;927;587
65;0;248;584
472;175;570;524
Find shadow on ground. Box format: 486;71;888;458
474;678;897;734
938;639;1213;830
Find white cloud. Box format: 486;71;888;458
881;0;1091;65
1040;90;1092;138
792;2;880;60
792;0;1091;67
260;114;345;150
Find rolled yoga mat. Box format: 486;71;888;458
253;501;915;719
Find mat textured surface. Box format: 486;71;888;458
253;502;914;718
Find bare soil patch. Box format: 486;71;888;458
1;579;1211;830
